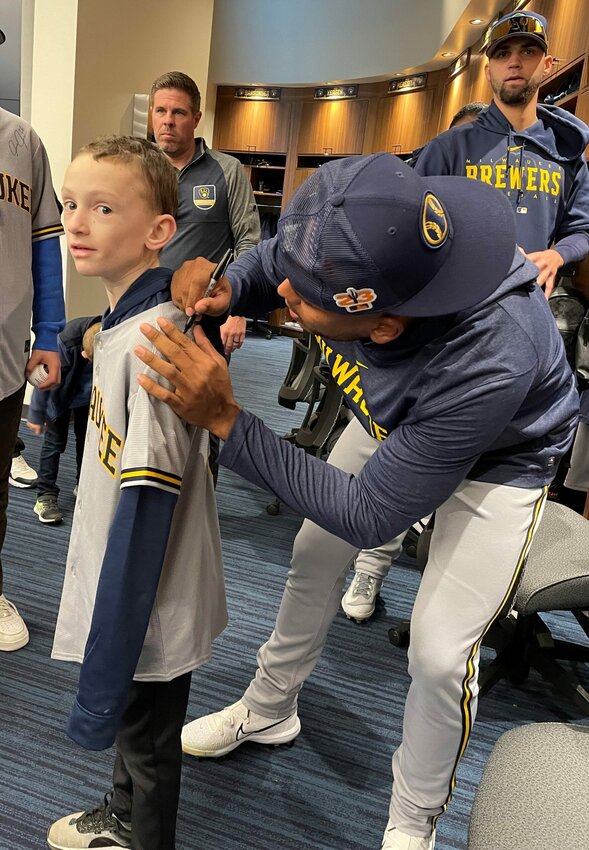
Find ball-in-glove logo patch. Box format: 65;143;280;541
421;191;448;249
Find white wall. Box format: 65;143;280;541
27;0;215;319
208;0;471;85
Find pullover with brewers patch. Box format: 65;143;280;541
414;102;589;265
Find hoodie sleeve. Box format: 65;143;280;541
551;161;589;265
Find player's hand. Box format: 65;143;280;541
26;422;45;436
220;315;247;356
26;349;61;389
525;248;564;299
135;318;242;440
171;257;233;317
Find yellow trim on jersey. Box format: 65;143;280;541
32;224;64;239
120;468;182;488
433;486;547;828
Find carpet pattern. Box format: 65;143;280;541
2;331;588;850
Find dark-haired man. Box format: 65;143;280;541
415;10;589;300
135;153;578;850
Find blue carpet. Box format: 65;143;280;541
2;331;588;850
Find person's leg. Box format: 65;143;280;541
0;384;29;650
183;416;406;759
0;385;26;595
385;480;546;842
13;436;25;457
243;416;400;716
36;410;70;498
112;674;192;850
72;405;89;483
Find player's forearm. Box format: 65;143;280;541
31;236;65;351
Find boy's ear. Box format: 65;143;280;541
368;315;410;345
145;214;177;252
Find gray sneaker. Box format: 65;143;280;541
341;570;382;622
34;494;63;524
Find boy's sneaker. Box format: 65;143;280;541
381;823;436;850
0;594;29;651
34;494;63;524
182;699;301;758
9;453;38;488
47;794;132;849
341;570;382;622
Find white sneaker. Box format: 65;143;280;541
0;594;29;651
381;823;436;850
182;699;301;758
9;454;38;488
341;570;382;622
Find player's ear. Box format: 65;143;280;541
369;314;412;344
145;214;177;252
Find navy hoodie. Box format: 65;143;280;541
223;239;579;549
414;102;589;265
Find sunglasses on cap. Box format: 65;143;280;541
487;14;548;55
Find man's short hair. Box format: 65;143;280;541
150;71;201;113
77;136;178;217
449;102;487;128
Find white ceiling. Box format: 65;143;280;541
209;0;508;86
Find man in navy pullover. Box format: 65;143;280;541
415;10;589;299
137;152;578;850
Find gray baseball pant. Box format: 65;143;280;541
242;415;546;836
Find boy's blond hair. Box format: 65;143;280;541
77;136;178;217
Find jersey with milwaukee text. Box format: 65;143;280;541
0;107;64;399
53;296;226;680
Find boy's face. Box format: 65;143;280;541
62;153;168;286
485;38;552;106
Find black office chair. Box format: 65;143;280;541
266;336;350;515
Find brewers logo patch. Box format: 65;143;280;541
420;192;448;249
333;287;377;313
193;185;216;210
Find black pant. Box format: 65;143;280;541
0;384;26;595
13;436;25;457
111;673;192;850
37;406;89;498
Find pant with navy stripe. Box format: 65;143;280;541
243;415;545;837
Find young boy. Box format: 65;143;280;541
28;317;101;524
48;136;226;850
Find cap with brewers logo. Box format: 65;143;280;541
275;153;516;318
486;11;549;58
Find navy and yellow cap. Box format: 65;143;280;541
486;11;548;58
276;153;516;318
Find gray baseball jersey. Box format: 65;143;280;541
0;107;64;400
52;300;226;680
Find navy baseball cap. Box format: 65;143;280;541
486;11;548;58
0;29;5;45
276;153;516;318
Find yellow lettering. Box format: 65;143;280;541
332;354;358;386
539;169;550;194
465;165;478;180
372;422;388;442
479;165;493;184
494;164;506;189
526;167;538;191
102;430;123;475
343;374;364;404
551;171;562;196
509;166;522;190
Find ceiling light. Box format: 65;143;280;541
469;18;484;25
441;51;456;57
